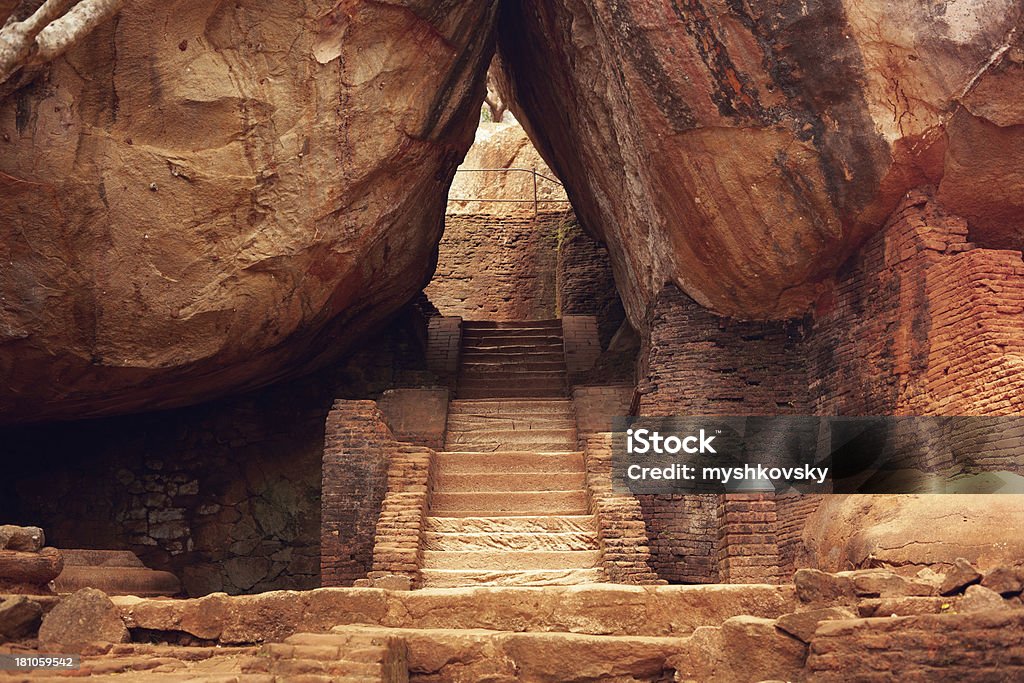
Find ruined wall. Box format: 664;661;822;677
425;212;565;320
634;286;805;583
0;309;435;596
634;192;1024;582
556;218;625;346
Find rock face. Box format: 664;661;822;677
800;495;1024;573
38;588;129;647
0;0;497;423
498;0;1024;321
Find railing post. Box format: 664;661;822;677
533;167;538;217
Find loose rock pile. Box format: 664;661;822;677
0;525;62;595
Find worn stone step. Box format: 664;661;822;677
460;360;568;372
445;416;577;430
436;452;584;473
457;374;568;387
422;549;601;570
423;530;600;552
458;370;569;382
442;441;577;453
55;565;181;597
448;399;574;415
433;472;586;492
418;568;606;588
462;319;562;329
460;350;566;362
456;387;569;399
326;624;685;680
327;624;686;681
462;327;564;338
461;340;565;351
424;515;598;535
430;490;589;515
446;427;576;443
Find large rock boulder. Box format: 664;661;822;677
0;0;497;423
497;0;1024;321
37;588;130;647
800;494;1024;572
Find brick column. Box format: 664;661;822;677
427;316;462;389
320;400;396;586
582;433;662;584
715;494;784;584
367;444;435;587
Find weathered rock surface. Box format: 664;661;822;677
669;615;806;683
801;495;1024;573
38;588;130;647
0;546;63;592
498;0;1024;321
113;583;795;644
0;595;43;641
0;525;43;552
0;0;497;423
960;584;1012;613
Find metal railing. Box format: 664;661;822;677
447;167;572;216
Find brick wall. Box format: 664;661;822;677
556;217;626;346
425;212;565;320
632;191;1024;583
320;400;396;587
368;444;435;585
581;433;661;584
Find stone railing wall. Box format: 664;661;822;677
581;433;661;584
366;444;436;587
320;400;396;587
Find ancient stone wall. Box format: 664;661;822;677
320;401;393;587
425;212;565;320
0;308;435;596
556;218;625;346
634;286;806;583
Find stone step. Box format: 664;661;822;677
432;472;586;492
462;319;562;329
421;549;601;570
429;490;589;515
464;329;569;339
423;530;600;552
442;440;578;453
327;624;684;681
436;452;584;474
456;386;569;399
55;565;181;597
445;416;577;430
419;568;606;588
460;360;568;372
448;399;574;415
424;515;598;534
459;350;566;363
462;344;569;356
457;375;567;388
445;427;577;444
115;584;799;639
457;373;568;386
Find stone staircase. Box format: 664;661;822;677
422;320;605;587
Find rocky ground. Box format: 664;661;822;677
2;558;1023;681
